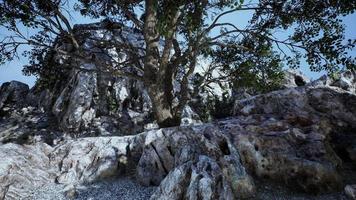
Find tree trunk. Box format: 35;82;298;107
143;0;181;128
147;84;180;128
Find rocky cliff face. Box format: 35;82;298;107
24;22;153;135
0;69;355;199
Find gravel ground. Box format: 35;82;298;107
25;177;351;200
75;178;156;200
25;177;156;200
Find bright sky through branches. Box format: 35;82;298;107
0;1;355;87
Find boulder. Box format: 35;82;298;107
308;70;356;94
0;81;29;110
345;185;356;200
0;143;56;200
281;69;310;88
219;115;342;193
137;125;255;200
0;106;62;145
233;86;356;129
0;134;146;200
28;22;152;133
50;134;146;185
232;73;356;192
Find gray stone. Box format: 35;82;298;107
0;81;29;109
308;70;356;94
0;143;56;200
138;125;256;200
281;69;310;88
345;185;356;200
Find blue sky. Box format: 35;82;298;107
0;2;355;87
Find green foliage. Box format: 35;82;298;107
1;0;356;97
251;0;356;73
212;37;284;94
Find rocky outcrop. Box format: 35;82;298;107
0;143;56;200
233;83;356;129
281;69;310;88
2;112;354;199
0;81;29;110
0;124;255;200
232;70;356;192
308;70;356;94
0;106;62;145
345;185;356;200
138;125;255;199
25;22;153;134
220;115;343;193
50;134;146;185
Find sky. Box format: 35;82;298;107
0;2;355;87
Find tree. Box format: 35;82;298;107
1;0;356;127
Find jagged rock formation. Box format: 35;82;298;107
0;106;61;145
308;70;356;94
137;126;255;199
0;81;29;110
0;124;255;200
345;185;356;199
26;22;152;134
0;143;56;200
281;69;310;88
26;22;206;135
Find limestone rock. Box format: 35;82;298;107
345;185;356;200
0;106;62;145
233;86;356;129
0;143;56;200
308;70;356;94
0;81;29;110
50;134;146;185
232;75;356;192
29;22;152;133
220;116;342;193
138;125;256;200
281;69;310;88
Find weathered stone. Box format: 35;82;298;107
308;70;356;94
138;125;256;200
232;75;356;192
233;86;356;129
281;69;310;88
0;81;29;110
219;116;343;193
345;185;356;200
0;143;56;200
0;106;61;145
50;134;146;185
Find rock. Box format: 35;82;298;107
347;146;356;163
180;105;202;126
50;134;146;185
0;114;353;199
0;106;62;145
219;116;342;193
0;133;147;200
233;86;356;129
0;81;29;110
140;125;255;200
308;70;356;94
345;185;356;200
27;22;152;133
281;69;310;88
0;143;56;200
232;74;356;192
